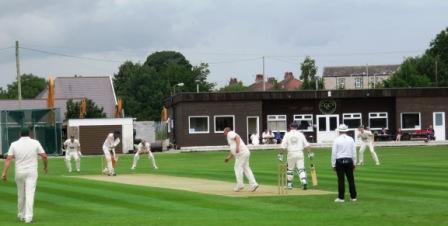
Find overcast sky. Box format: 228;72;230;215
0;0;447;89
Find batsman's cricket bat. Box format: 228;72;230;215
310;163;318;186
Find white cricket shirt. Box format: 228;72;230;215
358;130;373;143
226;131;249;156
7;137;45;173
138;142;151;152
281;130;310;154
331;134;356;167
103;133;120;149
64;139;80;153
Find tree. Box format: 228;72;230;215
0;87;7;99
384;57;432;88
299;56;322;90
1;74;46;99
385;27;448;87
270;78;284;91
65;99;106;119
114;51;215;121
220;78;248;92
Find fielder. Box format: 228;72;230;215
1;127;48;223
102;130;121;176
223;127;259;192
131;140;158;170
281;123;311;190
357;126;380;165
63;135;81;173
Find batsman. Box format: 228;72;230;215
102;130;121;176
281;123;312;190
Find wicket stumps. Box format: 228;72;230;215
277;152;288;195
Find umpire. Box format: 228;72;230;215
331;124;357;203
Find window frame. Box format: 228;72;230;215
188;116;209;134
354;77;363;89
293;114;314;132
342;113;362;129
368;112;388;130
267;114;287;132
337;77;345;89
400;112;421;130
214;115;235;133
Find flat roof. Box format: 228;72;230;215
165;87;448;107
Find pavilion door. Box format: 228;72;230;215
316;114;339;143
433;112;446;141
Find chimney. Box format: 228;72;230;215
284;72;294;81
229;78;238;85
267;77;276;83
255;74;264;83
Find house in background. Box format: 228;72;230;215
36;76;117;120
323;65;400;90
247;72;302;91
0;76;117;121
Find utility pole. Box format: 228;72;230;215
15;40;22;107
366;63;369;89
262;56;265;91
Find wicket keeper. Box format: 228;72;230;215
131;140;158;170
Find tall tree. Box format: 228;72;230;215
299;56;322;90
385;27;448;87
114;51;215;121
2;74;46;99
65;99;106;119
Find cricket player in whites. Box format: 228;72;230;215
102;130;121;176
131;140;158;170
63;135;81;172
357;126;380;165
281;123;311;190
223;127;259;192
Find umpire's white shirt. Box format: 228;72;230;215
226;131;249;156
7;137;45;173
281;130;310;155
331;134;356;167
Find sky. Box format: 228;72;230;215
0;0;447;89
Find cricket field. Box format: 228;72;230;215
1;145;447;226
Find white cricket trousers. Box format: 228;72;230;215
102;146;115;174
132;151;158;169
65;151;80;172
287;152;307;185
15;170;38;221
358;142;380;164
234;151;257;188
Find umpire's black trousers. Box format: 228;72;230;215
335;158;357;199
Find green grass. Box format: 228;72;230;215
1;146;448;226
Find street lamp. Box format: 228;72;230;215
173;82;184;95
195;80;200;93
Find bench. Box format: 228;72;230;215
409;129;434;141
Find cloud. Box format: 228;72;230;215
0;0;447;88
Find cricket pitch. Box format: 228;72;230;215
76;174;334;197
